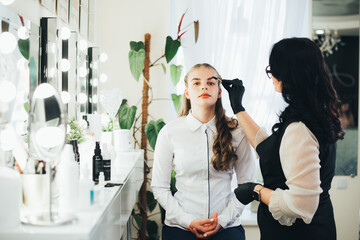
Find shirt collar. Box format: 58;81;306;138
186;111;216;133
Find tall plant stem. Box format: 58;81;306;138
138;33;151;240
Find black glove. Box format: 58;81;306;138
222;79;245;114
234;182;258;205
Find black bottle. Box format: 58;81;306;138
92;142;103;183
70;139;80;163
82;115;89;128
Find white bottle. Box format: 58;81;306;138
95;172;105;204
0;166;21;229
78;167;94;210
58;144;79;214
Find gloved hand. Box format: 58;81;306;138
222;79;245;114
234;182;258;205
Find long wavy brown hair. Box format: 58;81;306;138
178;63;238;171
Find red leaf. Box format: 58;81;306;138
178;9;188;34
177;31;187;40
194;21;199;43
19;15;25;26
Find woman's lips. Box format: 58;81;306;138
199;93;211;98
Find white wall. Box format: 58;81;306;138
95;0;171;124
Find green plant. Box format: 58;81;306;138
117;99;137;130
128;10;198;240
66;118;85;144
101;114;114;132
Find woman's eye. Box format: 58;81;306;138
193;82;200;85
208;82;215;86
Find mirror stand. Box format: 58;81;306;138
21;163;76;226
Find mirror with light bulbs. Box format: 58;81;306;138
87;46;99;114
76;35;88;118
0;4;38;146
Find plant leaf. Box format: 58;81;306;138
161;63;166;74
146;220;158;238
165;36;180;63
134;213;142;229
171;94;182;113
145;119;166;150
130;41;144;51
146;190;157;212
170;64;183;86
129;49;145;81
118;100;137;129
170;170;177;193
194;20;199;43
18;39;29;60
24;102;29;113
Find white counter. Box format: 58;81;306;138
0;150;144;240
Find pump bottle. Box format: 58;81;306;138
92;142;103;182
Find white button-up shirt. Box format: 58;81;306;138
151;112;256;229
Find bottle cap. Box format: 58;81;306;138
98;172;105;186
94;141;101;155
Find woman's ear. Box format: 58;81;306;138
218;87;222;98
185;89;190;99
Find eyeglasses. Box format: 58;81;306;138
265;65;272;79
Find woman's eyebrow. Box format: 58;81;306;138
208;76;218;81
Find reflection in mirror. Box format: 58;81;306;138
312;2;359;176
0;4;39;172
40;17;57;88
87;47;99;114
76;36;88;118
29;83;66;161
0;4;32;125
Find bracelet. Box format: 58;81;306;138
258;187;265;202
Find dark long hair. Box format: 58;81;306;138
270;38;344;143
179;63;238;171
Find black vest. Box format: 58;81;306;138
256;121;336;240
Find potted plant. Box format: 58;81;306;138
114;99;137;151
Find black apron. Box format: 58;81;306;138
256;121;337;240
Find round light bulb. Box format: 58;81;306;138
0;81;16;103
60;27;71;40
92;78;98;87
0;0;15;5
60;59;70;72
48;67;56;78
92;94;98;104
92;61;98;70
78;93;87;104
99;53;108;62
17;26;29;40
78;66;87;77
61;91;70;104
17;58;28;71
49;42;57;53
99;73;108;83
0;32;17;54
78;40;88;51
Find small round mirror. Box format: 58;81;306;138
29;83;66;162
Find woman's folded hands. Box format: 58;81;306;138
187;213;222;239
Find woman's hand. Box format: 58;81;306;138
234;182;258;205
222;79;246;114
187;213;218;238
